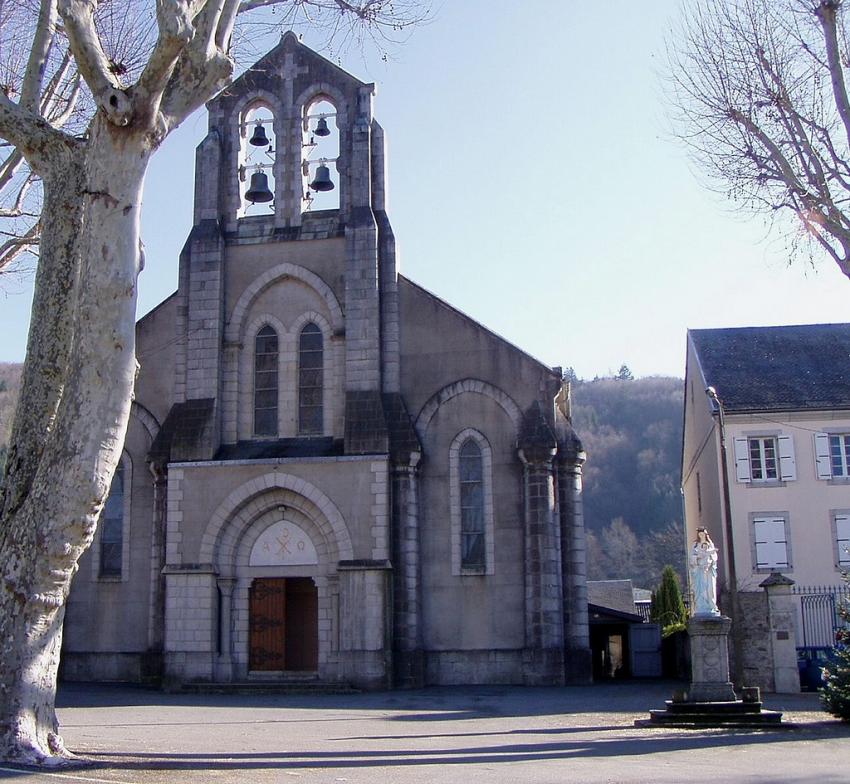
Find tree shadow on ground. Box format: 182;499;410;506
81;721;850;772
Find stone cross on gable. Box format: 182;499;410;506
280;53;309;110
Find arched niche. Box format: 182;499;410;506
240;100;277;216
302;97;340;212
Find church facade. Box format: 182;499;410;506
62;35;591;689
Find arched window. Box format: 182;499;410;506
254;325;278;436
298;323;323;435
450;428;495;575
100;461;125;577
459;439;485;569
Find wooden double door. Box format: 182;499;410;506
249;577;318;672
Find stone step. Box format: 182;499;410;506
178;681;360;695
663;699;765;714
640;707;784;728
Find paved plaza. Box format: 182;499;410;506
2;681;848;784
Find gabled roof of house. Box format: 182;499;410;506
690;323;850;412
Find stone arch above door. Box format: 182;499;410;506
200;473;353;572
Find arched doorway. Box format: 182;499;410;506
249;577;318;671
247;520;320;673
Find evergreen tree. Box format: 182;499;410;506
822;575;850;721
650;565;687;636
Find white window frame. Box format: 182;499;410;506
815;432;850;480
750;512;792;573
832;511;850;569
92;452;132;582
733;434;795;483
449;428;495;576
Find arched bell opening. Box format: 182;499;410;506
240;103;277;216
302;98;340;213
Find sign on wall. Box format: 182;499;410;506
249;520;319;566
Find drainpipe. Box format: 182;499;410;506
705;386;744;689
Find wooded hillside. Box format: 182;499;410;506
571;375;686;588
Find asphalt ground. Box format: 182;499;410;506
1;681;848;784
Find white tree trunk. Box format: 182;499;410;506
0;117;149;766
0;0;419;769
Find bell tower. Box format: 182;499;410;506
174;32;399;458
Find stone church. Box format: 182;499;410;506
62;34;591;689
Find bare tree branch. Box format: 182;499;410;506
20;0;58;114
0;90;71;172
0;220;39;273
134;0;196;112
57;0;132;126
816;0;850;150
667;0;850;277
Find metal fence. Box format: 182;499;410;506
792;584;850;648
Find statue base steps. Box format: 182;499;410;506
637;699;784;728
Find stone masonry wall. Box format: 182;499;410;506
737;591;775;692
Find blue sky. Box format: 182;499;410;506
1;1;848;377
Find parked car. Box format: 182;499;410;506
797;646;838;691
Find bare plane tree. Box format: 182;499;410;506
667;0;850;277
0;0;425;767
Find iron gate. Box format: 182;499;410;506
793;585;850;647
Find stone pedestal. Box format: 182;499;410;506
640;614;785;727
688;615;736;702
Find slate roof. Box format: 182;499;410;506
215;437;343;461
586;580;637;616
150;398;215;463
690;323;850;413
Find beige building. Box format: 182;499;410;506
61;35;591;690
682;324;850;689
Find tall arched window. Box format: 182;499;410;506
100;461;125;577
254;325;278;436
459;439;485;569
299;323;323;435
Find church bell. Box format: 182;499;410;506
309;164;334;192
314;116;331;137
245;170;273;203
248;121;269;147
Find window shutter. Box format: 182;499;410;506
777;435;796;481
814;433;832;480
836;514;850;567
753;516;789;569
733;437;751;482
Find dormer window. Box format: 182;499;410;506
302;98;339;212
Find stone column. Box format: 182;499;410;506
146;462;168;654
761;572;801;694
688;616;737;701
216;578;236;682
556;433;592;684
519;444;564;684
391;454;424;687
